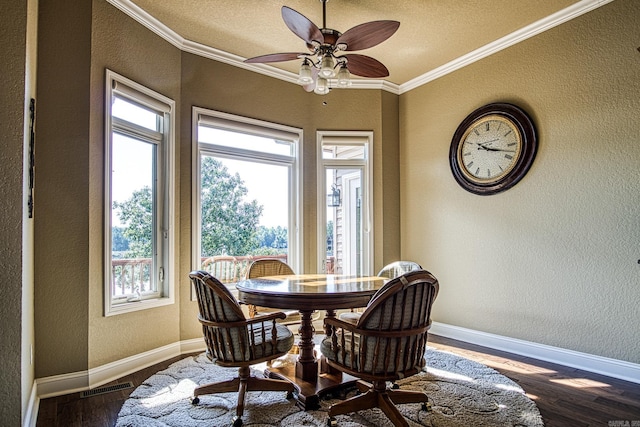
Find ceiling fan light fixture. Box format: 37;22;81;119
298;59;314;85
314;76;330;95
336;64;351;87
319;54;336;78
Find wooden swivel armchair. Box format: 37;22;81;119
321;270;439;427
244;258;297;320
189;271;295;427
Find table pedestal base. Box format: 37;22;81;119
265;353;358;410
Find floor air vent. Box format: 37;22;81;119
80;381;134;398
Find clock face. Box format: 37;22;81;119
449;103;537;195
457;115;522;184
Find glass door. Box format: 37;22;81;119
317;131;372;276
323;168;364;275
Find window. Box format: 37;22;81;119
192;108;301;289
317;131;373;276
104;70;175;315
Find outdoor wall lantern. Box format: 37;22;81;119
328;184;341;207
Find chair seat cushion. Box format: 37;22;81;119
249;322;295;359
338;311;362;325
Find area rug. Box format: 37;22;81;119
116;348;543;427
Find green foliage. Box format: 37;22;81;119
199;156;263;257
252;246;287;256
113;186;153;258
112;226;130;253
256;226;288;250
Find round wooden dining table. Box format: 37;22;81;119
235;273;386;410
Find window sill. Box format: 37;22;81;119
105;296;174;317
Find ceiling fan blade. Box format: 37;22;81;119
342;54;390;78
336;21;400;51
244;52;304;64
282;6;324;45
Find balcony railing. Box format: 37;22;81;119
111;254;289;297
112;258;152;296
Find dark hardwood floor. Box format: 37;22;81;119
36;334;640;427
428;335;640;427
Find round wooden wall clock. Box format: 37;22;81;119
449;103;537;195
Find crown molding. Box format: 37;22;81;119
107;0;612;95
106;0;185;49
399;0;615;93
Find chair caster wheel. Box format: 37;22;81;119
286;390;294;399
422;401;432;412
191;396;200;405
327;416;337;426
232;415;243;426
391;383;400;389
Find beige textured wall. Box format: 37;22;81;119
379;91;401;263
400;0;640;363
34;0;92;377
1;1;28;424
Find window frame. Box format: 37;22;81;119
191;107;303;282
104;69;176;316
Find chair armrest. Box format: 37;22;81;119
246;311;287;325
324;316;357;332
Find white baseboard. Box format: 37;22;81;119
180;337;207;354
36;369;89;400
23;381;39;427
88;342;182;388
430;322;640;385
34;339;207;400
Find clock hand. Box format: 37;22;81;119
483;147;516;152
476;139;501;151
477;139;500;147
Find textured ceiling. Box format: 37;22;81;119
126;0;583;86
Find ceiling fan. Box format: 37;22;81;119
244;0;400;94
